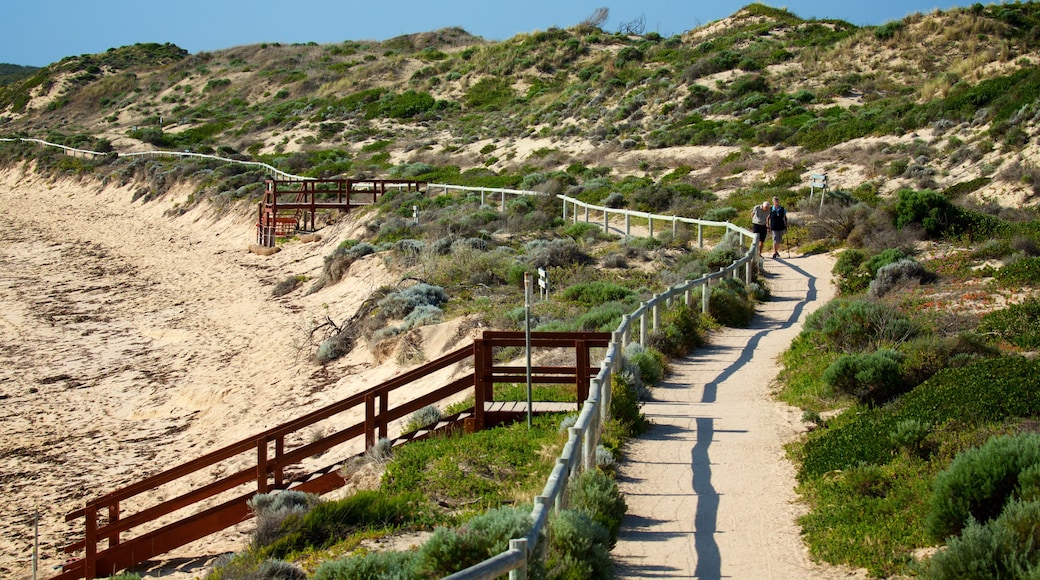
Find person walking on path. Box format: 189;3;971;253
612;254;845;579
766;196;788;259
750;201;770;256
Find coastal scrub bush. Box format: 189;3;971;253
978;297;1040;349
833;248;870;294
803;298;918;353
377;283;448;319
822;348;905;405
705;231;747;269
248;490;320;548
995;256;1040;287
648;303;706;357
709;277;755;328
417;506;531;575
540;510;612;579
926;433;1040;541
312;550;420;579
317;241;375;289
560;281;636;306
263;491;428;559
799;357;1040;481
404;405;442;434
868;258;937;298
524;238;593;268
567;469;627;545
926;499;1040;580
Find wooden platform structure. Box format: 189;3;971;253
53;331;609;580
256;178;426;246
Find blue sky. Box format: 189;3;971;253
5;1;977;67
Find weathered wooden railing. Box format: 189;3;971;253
54;332;609;580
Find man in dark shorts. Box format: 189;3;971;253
766;196;788;259
750;200;770;256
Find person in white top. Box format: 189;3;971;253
750;201;770;256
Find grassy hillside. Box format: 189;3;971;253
2;3;1040;208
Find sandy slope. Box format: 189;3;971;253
0;166;477;579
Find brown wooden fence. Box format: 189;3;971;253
53;331;609;580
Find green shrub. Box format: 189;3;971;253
404;405;442;434
540;510;613;580
833;248;870;294
248;491;320;549
319;241;376;288
263;491;427;559
312;550;420;580
378;283;448;318
564;222;603;240
889;419;931;455
574;301;629;332
560;281;635;307
648;303;706;357
803;299;918;353
979;297;1040;349
843;462;890;498
868;259;936;298
995;256;1040;287
524;238;593;269
627;346;666;386
567;469;627;546
601;371;650;455
417;506;531;576
894;189;1006;241
926;499;1040;580
926;433;1040;541
897;333;996;388
822;348;905;405
799;357;1040;481
705;231;746;269
709;277;755;328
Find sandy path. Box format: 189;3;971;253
612;253;862;579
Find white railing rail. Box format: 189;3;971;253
434;184;755;580
0;137;309;180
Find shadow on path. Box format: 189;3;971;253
611;261;815;577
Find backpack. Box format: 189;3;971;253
770;205;787;230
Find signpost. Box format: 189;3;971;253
524;272;532;428
809;173;828;212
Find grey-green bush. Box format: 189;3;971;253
926;499;1040;579
567;469;627;546
417;506;532;576
926;433;1040;541
540;510;613;579
868;258;937;298
312;550;420;580
822;348;905;405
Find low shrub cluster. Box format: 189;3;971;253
799;356;1040;481
978;296;1040;349
708;277;756;328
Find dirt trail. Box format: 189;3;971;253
612;253;865;579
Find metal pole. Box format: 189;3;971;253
524;272;532;428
